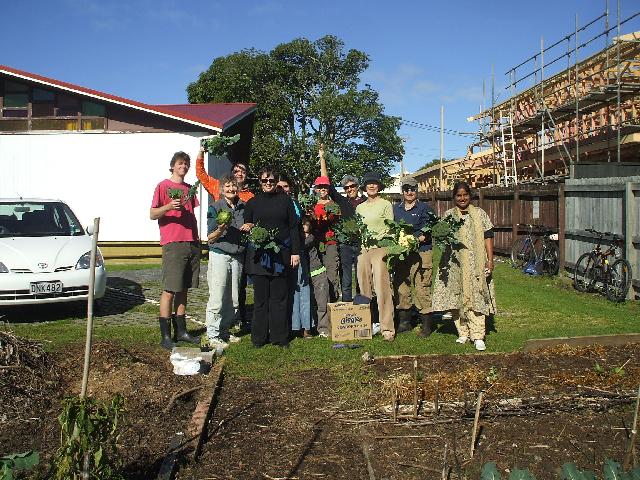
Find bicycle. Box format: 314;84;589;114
510;224;560;276
573;228;632;302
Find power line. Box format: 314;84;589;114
400;118;475;137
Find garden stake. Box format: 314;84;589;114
434;380;440;416
413;358;418;418
623;385;640;470
441;442;449;480
392;387;398;423
470;391;484;459
80;217;100;398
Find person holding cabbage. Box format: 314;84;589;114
392;177;437;337
204;174;247;349
431;181;496;351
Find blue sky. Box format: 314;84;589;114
3;0;639;173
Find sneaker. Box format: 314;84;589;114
302;329;312;339
382;331;395;342
318;332;329;338
474;339;486;351
227;334;241;344
455;336;469;344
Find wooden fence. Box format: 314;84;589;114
422;184;563;258
420;178;639;299
564;177;640;298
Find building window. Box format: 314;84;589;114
0;79;107;132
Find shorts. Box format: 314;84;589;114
162;241;201;292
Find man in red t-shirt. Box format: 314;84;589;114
150;151;201;349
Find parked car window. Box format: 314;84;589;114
0;202;84;237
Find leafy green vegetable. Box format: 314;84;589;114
1;451;39;480
247;225;280;253
216;210;232;225
201;134;240;156
297;192;318;213
420;214;465;285
324;202;341;216
334;213;373;247
377;219;419;270
167;188;183;200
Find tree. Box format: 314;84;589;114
187;35;404;191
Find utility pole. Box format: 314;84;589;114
439;105;444;190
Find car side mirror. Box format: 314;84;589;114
86;225;94;235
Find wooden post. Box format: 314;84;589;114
412;358;418;418
80;217;100;399
624;182;638;299
512;186;520;245
558;184;566;272
469;391;484;459
478;188;485;211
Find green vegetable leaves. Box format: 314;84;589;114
247;225;280;253
216;210;233;225
334;213;373;247
167;188;183;200
201;134;240;156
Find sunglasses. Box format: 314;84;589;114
260;178;276;184
402;186;417;192
344;184;358;190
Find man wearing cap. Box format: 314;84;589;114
356;172;395;341
319;145;365;301
392;177;437;337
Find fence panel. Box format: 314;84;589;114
564;177;639;299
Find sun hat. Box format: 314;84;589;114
360;172;384;191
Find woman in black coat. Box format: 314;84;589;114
241;167;300;347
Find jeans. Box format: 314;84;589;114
290;254;311;331
339;243;360;302
205;251;243;340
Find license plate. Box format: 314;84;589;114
30;281;63;294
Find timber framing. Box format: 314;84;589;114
415;11;640;192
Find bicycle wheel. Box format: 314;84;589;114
574;252;597;292
541;241;560;276
605;259;632;302
511;238;534;269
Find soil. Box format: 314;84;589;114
1;340;203;479
2;340;639;479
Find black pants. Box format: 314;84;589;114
251;274;289;346
339;243;360;302
237;270;248;326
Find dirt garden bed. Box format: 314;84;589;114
2;337;639;479
1;336;203;479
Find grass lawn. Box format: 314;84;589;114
7;262;639;390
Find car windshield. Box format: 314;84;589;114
0;202;85;238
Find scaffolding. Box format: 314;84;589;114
464;2;640;187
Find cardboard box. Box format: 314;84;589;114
329;302;372;341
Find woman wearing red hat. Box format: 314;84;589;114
312;175;341;302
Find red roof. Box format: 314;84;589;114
0;64;256;132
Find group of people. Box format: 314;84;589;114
150;145;497;352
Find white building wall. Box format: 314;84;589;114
0;131;213;241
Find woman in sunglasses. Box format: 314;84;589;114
241;167;300;348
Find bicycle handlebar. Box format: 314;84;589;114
517;223;556;233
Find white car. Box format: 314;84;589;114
0;199;106;306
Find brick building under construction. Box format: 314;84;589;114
414;8;640;191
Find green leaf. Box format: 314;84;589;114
604;460;625;480
480;462;502;480
562;463;596;480
94;446;103;467
1;462;14;480
508;469;536;480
